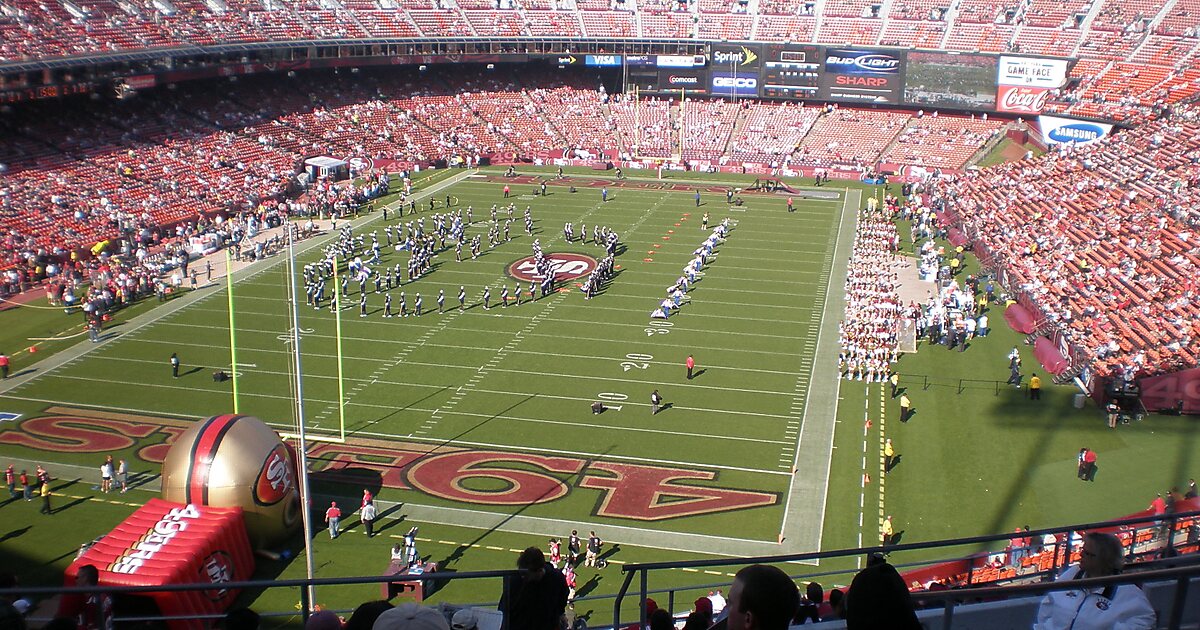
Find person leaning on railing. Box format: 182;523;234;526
1033;532;1155;630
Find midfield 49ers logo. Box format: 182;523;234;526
508;253;597;282
0;411;779;521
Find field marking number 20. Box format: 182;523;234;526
645;320;673;336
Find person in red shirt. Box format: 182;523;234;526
1150;493;1167;515
685;355;695;380
57;564;113;630
1082;449;1097;482
325;501;342;539
362;489;373;508
0;351;10;379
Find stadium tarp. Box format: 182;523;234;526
1032;336;1068;374
65;498;254;630
1003;303;1037;335
1138;367;1200;415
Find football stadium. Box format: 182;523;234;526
0;3;1199;627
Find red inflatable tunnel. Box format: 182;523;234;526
65;498;254;629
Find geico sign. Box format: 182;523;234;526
668;75;699;85
713;76;757;88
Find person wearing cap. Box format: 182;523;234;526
373;603;450;630
450;608;478;630
499;547;568;630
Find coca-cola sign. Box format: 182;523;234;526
996;85;1051;114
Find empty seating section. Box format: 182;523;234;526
678;99;739;160
935;112;1200;378
794;109;908;166
943;22;1014;51
609;97;677;158
463;9;526;35
1155;0;1200;36
1089;0;1160;33
406;8;475;34
815;17;882;44
878;19;945;47
578;10;634;36
522;10;583;35
752;14;815;40
697;0;741;13
524;85;612;154
640;12;693;38
953;0;1013;23
1019;0;1087;28
1011;26;1080;56
1130;36;1200;66
727;101;820;164
1075;29;1145;60
756;0;808;13
697;13;752;39
821;0;875;18
356;10;422;37
878;115;1003;169
888;0;949;21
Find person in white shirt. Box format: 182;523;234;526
1034;532;1155;630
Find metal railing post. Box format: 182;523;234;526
941;598;954;630
299;582;312;622
639;569;649;629
501;576;511;630
1166;576;1189;630
613;567;636;630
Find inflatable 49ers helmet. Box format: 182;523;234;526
161;415;301;549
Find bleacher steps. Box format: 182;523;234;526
873;0;900;45
810;0;828;43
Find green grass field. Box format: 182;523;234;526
0;166;1193;623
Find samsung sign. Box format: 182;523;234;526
711;72;758;96
585;55;622;67
825;49;901;74
1039;114;1113;145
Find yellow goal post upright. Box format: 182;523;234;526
280;254;347;445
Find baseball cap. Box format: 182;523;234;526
450;608;478;630
373;603;451;630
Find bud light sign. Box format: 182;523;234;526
1038;114;1112;146
996;85;1052;114
711;72;758;96
824;49;902;75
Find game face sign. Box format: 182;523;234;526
0;409;778;522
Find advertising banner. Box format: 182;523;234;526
997;56;1068;88
657;54;705;68
821;48;904;104
1037;114;1113;145
657;69;708;93
996;84;1053;114
585;54;622;67
710;43;761;69
710;71;759;97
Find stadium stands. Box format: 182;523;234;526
930;109;1200;379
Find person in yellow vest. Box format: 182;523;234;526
39;480;52;515
949;257;961;276
899;393;912;422
882;515;894;546
1030;373;1042;400
884;439;895;472
889;372;900;398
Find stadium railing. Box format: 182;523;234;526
613;509;1200;629
4;510;1199;628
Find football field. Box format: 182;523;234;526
0;168;856;558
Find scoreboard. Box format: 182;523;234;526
761;44;822;99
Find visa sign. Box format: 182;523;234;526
586;54;622;67
825;49;901;74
